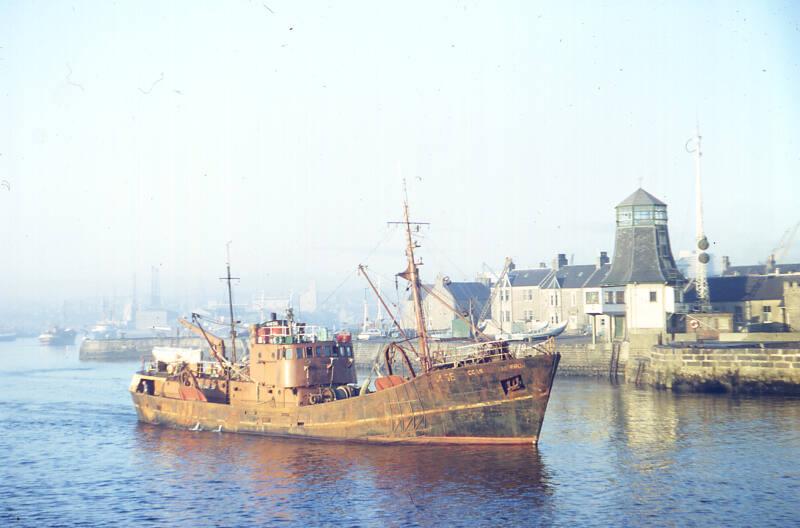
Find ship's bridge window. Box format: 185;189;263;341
331;346;340;357
298;347;306;359
314;347;322;357
306;346;314;358
283;348;292;360
346;345;353;357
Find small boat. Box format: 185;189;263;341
496;321;568;342
0;331;17;342
356;293;387;341
357;327;387;341
38;327;77;346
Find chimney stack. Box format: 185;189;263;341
721;256;730;275
596;251;610;269
552;253;568;270
766;254;777;274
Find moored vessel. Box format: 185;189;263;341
130;195;560;444
38;327;76;346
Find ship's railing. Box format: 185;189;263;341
253;324;333;344
142;359;252;381
429;338;556;369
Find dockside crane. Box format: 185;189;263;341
477;257;514;330
771;221;800;264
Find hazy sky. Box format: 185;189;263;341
1;1;799;306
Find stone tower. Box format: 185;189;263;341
600;188;685;336
602;188;684;287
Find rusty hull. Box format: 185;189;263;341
130;353;560;445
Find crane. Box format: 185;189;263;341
178;313;228;371
477;257;514;330
771;221;800;264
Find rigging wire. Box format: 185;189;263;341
317;227;396;312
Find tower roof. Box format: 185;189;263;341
616;188;666;208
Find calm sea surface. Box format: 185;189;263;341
1;338;798;527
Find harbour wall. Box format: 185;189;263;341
619;332;800;394
353;340;624;379
78;336;246;361
630;345;800;394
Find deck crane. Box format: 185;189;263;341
178;313;229;371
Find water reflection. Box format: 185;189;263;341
3;339;799;527
134;424;553;525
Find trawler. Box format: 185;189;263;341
129;197;561;444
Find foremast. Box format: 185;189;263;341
395;186;432;372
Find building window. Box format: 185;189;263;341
586;292;599;304
763;305;772;322
503;310;511;322
571;292;576;305
649;291;657;302
526;289;533;301
604;291;614;304
615;291;625;304
634;208;653;222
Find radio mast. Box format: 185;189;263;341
688;127;711;311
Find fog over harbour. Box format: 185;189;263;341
1;2;799;315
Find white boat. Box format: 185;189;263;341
356;327;387;341
356;293;387;341
495;321;568;342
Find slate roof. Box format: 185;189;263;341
684;275;797;303
409;281;489;314
616;188;666;208
583;264;611;288
723;263;800;276
508;268;551;287
542;265;598;289
446;282;490;313
601;225;684;286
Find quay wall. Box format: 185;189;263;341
354;340;624;379
555;343;626;378
630;345;800;394
78;336;246;361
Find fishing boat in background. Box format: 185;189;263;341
130;192;560;444
0;330;17;342
356;293;388;341
38;327;77;346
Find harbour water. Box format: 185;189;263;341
1;338;798;527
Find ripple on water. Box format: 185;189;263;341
1;341;799;527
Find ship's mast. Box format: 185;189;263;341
688;127;711;311
375;277;383;328
361;290;370;333
221;242;240;362
393;183;431;371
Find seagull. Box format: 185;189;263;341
189;422;202;431
215;425;223;433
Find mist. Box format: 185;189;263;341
2;1;799;326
